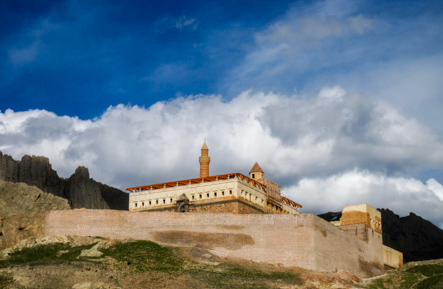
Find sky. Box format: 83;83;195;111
1;0;443;228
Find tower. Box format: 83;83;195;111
249;162;264;183
199;141;210;178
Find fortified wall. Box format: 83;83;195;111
44;210;384;277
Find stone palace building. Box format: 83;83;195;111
126;142;302;215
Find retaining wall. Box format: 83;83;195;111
44;210;384;277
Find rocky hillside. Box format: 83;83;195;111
0;236;363;289
380;208;443;263
1;235;442;289
318;209;443;263
0;181;70;249
0;151;128;210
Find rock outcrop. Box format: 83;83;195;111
379;208;443;263
0;180;70;249
0;151;128;210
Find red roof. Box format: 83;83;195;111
249;162;264;174
126;172;266;192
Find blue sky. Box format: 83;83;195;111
2;0;443;227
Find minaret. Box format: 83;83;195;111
199;141;210;178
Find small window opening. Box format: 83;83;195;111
192;195;195;200
170;198;173;203
229;190;232;195
207;193;210;198
142;202;145;206
222;191;225;196
156;200;159;205
163;199;166;204
149;201;151;205
214;192;217;197
199;194;202;199
252;173;255;179
135;203;138;208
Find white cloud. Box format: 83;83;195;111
283;170;443;229
175;16;197;30
2;87;443;228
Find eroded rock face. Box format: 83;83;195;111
380;208;443;263
0;181;70;249
0;151;128;210
67;167;109;209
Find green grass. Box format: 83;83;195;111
101;240;302;288
185;263;303;288
101;240;184;273
406;265;443;277
365;264;443;289
414;274;443;289
0;272;14;287
1;240;303;288
0;242;96;268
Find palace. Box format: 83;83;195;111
126;141;302;214
44;142;403;277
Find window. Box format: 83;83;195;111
230;190;232;195
222;191;225;196
170;198;173;203
214;192;217;197
156;200;159;205
149;201;151;206
135;202;138;208
207;193;210;198
252;173;255;179
142;202;145;206
199;194;202;199
192;195;195;200
163;199;166;204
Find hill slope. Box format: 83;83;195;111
0;180;70;249
1;236;442;289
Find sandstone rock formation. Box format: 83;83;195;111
0;151;128;210
0;180;70;249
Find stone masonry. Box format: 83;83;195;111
45;210;384;277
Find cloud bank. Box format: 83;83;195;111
2;86;443;228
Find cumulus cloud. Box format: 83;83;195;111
2;87;443;228
283;170;443;229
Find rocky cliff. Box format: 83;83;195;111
380;208;443;263
0;151;128;210
0;180;70;249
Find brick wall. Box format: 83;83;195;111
44;210;384;277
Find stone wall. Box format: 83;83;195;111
136;199;265;214
45;210;384;277
383;245;403;269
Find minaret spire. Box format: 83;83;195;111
199;141;210;178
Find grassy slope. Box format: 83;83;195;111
0;240;305;289
365;262;443;289
1;239;442;289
